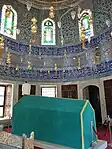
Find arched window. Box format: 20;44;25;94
78;9;94;40
0;5;17;39
41;18;55;45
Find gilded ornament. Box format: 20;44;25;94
61;39;64;45
54;63;57;70
31;17;37;33
0;36;4;49
49;11;55;18
16;65;19;70
105;49;109;57
81;26;85;31
0;36;4;58
94;48;101;64
7;52;11;64
31;17;37;43
31;25;37;33
81;27;86;48
5;6;11;17
49;6;55;18
81;35;86;49
89;18;93;24
31;17;37;23
28;61;31;70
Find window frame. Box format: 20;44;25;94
41;86;57;97
0;85;6;118
0;5;17;39
41;18;56;45
78;9;94;40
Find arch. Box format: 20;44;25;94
83;85;102;124
41;18;55;45
78;9;94;40
0;5;17;39
82;84;100;91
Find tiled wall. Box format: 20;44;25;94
0;0;93;45
0;0;111;45
93;0;112;34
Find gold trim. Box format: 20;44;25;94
89;102;98;142
80;100;89;149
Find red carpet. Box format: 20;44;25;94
97;126;111;149
4;126;111;149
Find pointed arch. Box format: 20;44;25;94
0;5;17;39
78;9;94;40
41;18;56;45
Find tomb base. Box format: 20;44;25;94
34;140;107;149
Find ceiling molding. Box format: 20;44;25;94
17;0;85;10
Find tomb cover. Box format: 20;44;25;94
12;96;97;149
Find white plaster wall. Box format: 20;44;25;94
77;78;107;123
0;76;112;124
31;79;107;123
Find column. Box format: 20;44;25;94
99;79;107;123
57;84;62;98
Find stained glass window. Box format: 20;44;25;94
41;18;55;45
0;5;17;39
78;9;94;40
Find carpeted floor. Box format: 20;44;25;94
97;125;111;149
4;126;111;149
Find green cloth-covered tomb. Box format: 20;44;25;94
12;96;97;149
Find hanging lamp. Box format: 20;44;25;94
49;6;55;18
31;17;37;43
